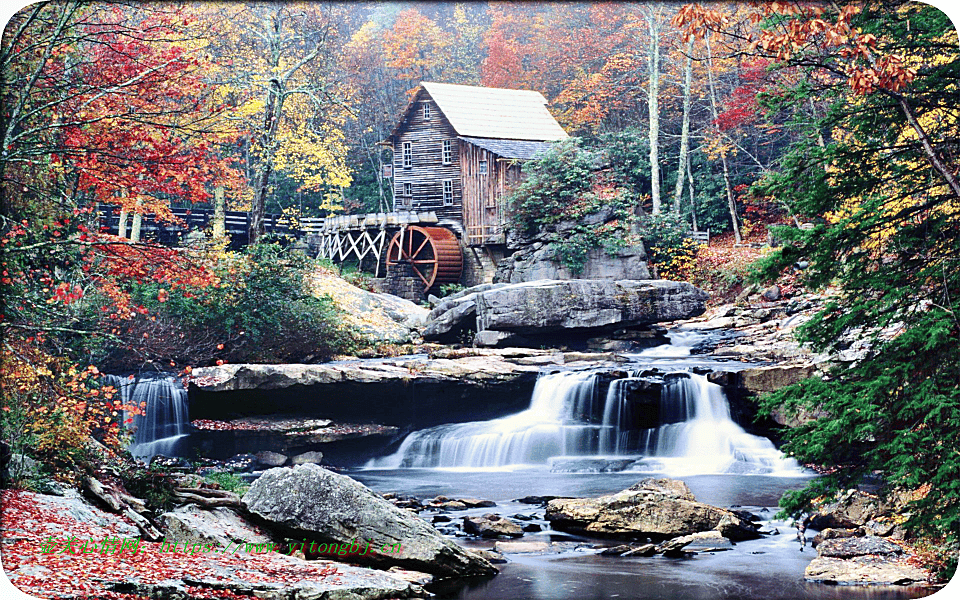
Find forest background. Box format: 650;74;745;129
1;0;958;579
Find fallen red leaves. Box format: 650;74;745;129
1;490;342;599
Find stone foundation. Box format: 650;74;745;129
384;260;426;302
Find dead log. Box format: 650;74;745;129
172;490;241;509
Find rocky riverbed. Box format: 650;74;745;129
4;466;936;599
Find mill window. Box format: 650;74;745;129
442;139;452;165
442;180;453;206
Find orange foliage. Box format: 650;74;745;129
672;2;917;96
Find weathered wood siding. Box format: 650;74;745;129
392;92;462;223
460;141;523;245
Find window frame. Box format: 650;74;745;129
442;139;452;165
478;159;488;175
442;179;454;206
422;102;431;121
402;142;412;169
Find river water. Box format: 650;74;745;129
349;331;938;600
120;331;940;599
351;468;935;600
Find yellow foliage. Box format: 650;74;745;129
1;336;144;477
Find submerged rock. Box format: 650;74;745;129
241;464;496;578
462;514;524;538
548;457;637;473
545;478;760;541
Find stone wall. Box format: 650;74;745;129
383;261;425;302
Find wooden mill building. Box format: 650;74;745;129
310;82;568;298
385;82;568;248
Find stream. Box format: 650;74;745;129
118;331;938;599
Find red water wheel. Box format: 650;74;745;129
386;226;463;291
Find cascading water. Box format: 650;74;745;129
369;371;603;468
635;372;800;475
103;373;190;462
370;366;802;476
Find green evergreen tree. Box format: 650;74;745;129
750;0;959;575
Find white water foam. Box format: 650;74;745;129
104;374;190;462
368;368;803;477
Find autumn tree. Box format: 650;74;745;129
198;2;352;242
679;1;960;573
0;2;241;472
341;4;485;212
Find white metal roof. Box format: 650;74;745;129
419;82;569;142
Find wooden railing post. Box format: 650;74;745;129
213;186;226;240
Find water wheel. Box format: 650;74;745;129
386;226;463;291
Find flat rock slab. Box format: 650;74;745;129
192;354;546;392
158;505;275;549
817;536;903;558
109;557;423;600
805;556;929;585
191;349;626;393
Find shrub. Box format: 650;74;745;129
508;140;639;273
509;138;595;234
203;471;249;496
115;242;361;367
637;211;700;281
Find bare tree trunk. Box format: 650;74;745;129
705;33;741;243
672;37;694;213
213;186;226;239
647;14;662;214
249;78;282;245
687;152;698;231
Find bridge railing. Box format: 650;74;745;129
97;204;316;243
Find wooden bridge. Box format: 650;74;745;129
97;204;324;248
96;205;463;290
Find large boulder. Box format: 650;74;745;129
545;478;760;541
422;279;709;344
806;489;903;531
241;464;496;578
307;269;428;344
476;279;708;336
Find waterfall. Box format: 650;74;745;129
103;373;190;462
637;373;800;476
370;369;802;476
369;371;603;468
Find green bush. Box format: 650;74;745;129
120;242;360;366
508;139;638;273
203;471;249;496
509;138;595;234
